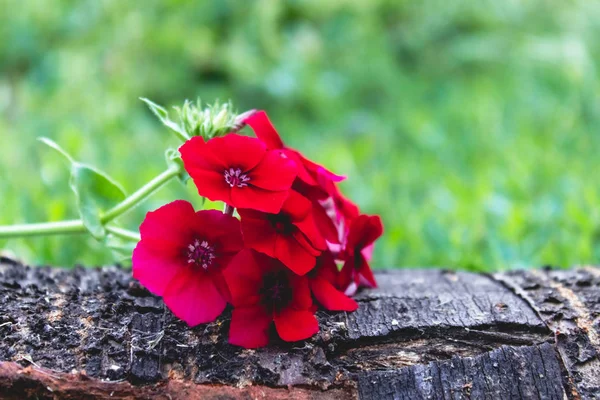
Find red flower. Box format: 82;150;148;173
340;215;383;295
292;179;340;245
179;133;297;214
224;249;319;348
316;167;360;226
132;200;243;326
309;252;358;312
243;111;343;186
238;190;327;276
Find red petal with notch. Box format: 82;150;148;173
204;134;267;171
178;136;224;171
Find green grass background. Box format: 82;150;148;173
1;0;600;271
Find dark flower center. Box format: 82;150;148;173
186;239;216;270
259;270;293;313
268;213;293;234
224;168;250;188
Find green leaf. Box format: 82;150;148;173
104;233;137;267
140;97;190;141
39;137;126;240
38;137;75;164
105;234;137;255
103;227;138;267
70;163;126;239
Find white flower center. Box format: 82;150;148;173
224;168;250;188
187;239;216;270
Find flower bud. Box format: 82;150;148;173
175;99;239;139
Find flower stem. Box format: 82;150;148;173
0;220;85;238
224;204;234;216
101;164;181;222
0;164;181;239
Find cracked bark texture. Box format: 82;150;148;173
0;257;599;399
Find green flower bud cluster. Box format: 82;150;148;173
175;99;239;139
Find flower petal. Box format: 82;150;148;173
138;200;196;250
206;134;267;171
361;243;375;262
356;253;378;288
229;305;272;349
243;110;285;149
292;179;329;202
231;186;290;214
163;270;227;326
311;164;346;183
223;249;264;307
311;202;341;244
290;274;312;310
273;309;319;342
179;136;224;172
316;169;359;222
310;277;358;312
239;213;278;257
132;242;183;296
315;251;340;283
285;150;316;185
339;261;355;295
249;150;297;191
184;168;232;204
211;270;232;304
347;215;383;251
281;190;312;221
292;230;323;257
193;210;243;253
294;214;327;251
274;235;317;275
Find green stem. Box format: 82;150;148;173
100;164;180;222
105;226;141;242
0;164;181;239
0;220;85;238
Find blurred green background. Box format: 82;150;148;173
1;0;600;271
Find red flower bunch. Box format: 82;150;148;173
133;110;383;348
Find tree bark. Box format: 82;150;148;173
0;257;598;399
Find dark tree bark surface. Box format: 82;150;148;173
0;257;599;399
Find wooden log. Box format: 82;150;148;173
0;257;599;399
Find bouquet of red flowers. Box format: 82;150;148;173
132;110;383;348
